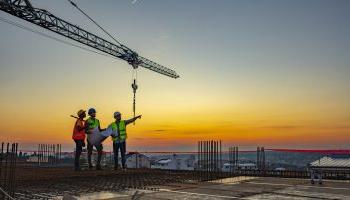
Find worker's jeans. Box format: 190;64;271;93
87;141;103;168
113;141;126;169
74;140;84;170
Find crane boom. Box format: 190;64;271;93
0;0;179;78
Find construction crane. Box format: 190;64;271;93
0;0;179;119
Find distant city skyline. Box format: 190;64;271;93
0;0;349;151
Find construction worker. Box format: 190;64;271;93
85;108;105;170
111;112;141;170
72;109;86;171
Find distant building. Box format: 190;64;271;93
60;152;74;159
151;154;195;170
126;152;151;168
222;163;233;172
27;155;39;163
309;155;350;184
222;162;257;172
274;167;286;171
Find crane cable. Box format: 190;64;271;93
67;0;140;122
67;0;130;51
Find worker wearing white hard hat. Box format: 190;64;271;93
110;111;141;170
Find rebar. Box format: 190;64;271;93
37;144;62;166
257;146;266;173
197;140;222;181
0;142;18;199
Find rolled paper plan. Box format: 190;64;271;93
87;126;118;145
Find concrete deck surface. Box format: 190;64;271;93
69;176;350;200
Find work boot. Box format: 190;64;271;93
88;164;93;169
96;165;102;170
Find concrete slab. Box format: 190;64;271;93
117;177;350;200
52;176;350;200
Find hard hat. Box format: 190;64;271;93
114;111;121;117
88;108;96;115
77;109;86;117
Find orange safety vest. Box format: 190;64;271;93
72;119;86;140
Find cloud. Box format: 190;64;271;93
131;0;138;4
260;124;350;130
154;129;167;132
259;125;302;130
132;137;167;141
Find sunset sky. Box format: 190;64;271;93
0;0;349;152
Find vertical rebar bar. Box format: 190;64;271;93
228;146;231;174
203;141;205;180
48;144;51;164
40;144;42;164
46;144;49;164
214;141;218;174
216;141;219;174
229;146;231;172
262;147;265;172
200;141;202;181
60;144;62;163
13;143;18;198
43;144;45;163
217;141;219;178
57;144;60;164
37;144;39;165
206;141;208;180
39;144;41;164
257;147;260;170
9;143;14;197
235;147;238;168
11;143;15;197
0;142;3;190
202;140;204;181
42;144;44;164
208;140;210;180
53;144;55;165
209;140;212;180
52;144;55;165
232;146;234;174
57;144;59;164
212;140;214;179
217;141;219;173
41;144;43;164
50;144;52;164
46;144;48;164
219;140;222;175
42;144;45;164
197;141;199;181
4;143;9;194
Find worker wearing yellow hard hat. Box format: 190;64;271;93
72;109;86;171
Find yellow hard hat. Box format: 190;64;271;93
77;109;86;117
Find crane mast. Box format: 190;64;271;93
0;0;180;79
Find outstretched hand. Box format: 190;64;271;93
137;115;142;119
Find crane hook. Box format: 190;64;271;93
132;69;138;125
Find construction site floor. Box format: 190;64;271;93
80;177;350;200
11;166;350;199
